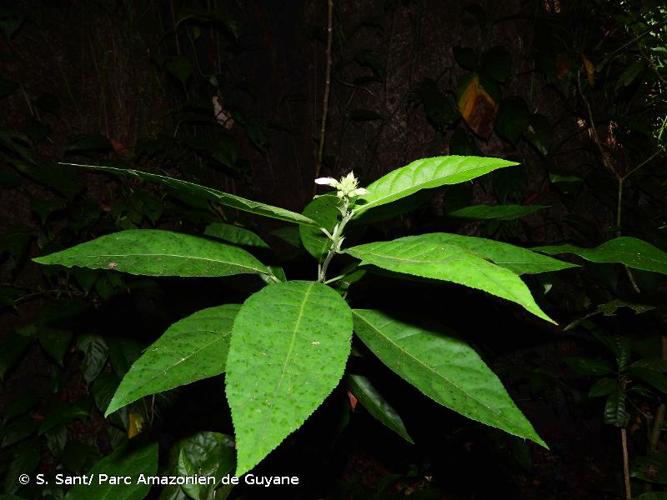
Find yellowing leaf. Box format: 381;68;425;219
581;54;595;87
128;411;144;438
457;75;498;138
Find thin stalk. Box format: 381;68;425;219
314;0;334;186
622;427;632;500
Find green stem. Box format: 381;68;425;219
318;203;353;283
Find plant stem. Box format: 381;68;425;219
621;427;632;500
314;0;334;187
318;200;352;283
650;404;666;452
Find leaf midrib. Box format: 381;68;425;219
109;329;229;413
47;252;266;274
353;312;512;425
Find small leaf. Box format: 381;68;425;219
564;357;614;377
495;98;530;144
448;204;546;221
77;335;109;384
353;156;517;217
167;432;235;500
225;281;353;475
204;222;269;248
65;443;158;500
457;75;498;138
299;195;339;260
34;229;269;278
481;46;512;83
106;304;239;415
352;309;546;447
348;374;414;444
604;389;630;427
535;236;667;276
345;235;555;323
525;114;551;156
416;78;458;130
632;454;667;485
165;56;193;85
588;378;617;398
629;367;667;395
59;164;316;227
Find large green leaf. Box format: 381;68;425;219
204;222;269;248
348;374;414;444
34;229;269;278
352;309;546;446
225;281;353;476
60;163;318;227
403;233;576;275
65;443;158;500
345;235;555;323
353;156;517;216
535;237;667;276
448;204;547;221
106;304;240;416
299;195;339;260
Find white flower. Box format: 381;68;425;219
314;177;339;187
315;171;368;199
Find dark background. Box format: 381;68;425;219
1;0;666;499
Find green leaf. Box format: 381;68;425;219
65;443;158;500
353;156;517;216
34;229;269;278
204;222;269;248
481;46;512;83
535;237;667;276
634;493;667;500
588;378;617;398
495;98;530;144
394;233;575;275
629;367;667;394
59;163;318;227
348;374;414;444
345;235;555;323
106;304;239;416
39;400;89;434
225;281;353;475
564;357;614;376
525;114;551;156
448;204;547;221
76;335;109;383
3;444;39;494
0;332;32;380
632;453;667;485
165;56;193;85
352;309;546;447
299;195;339;260
37;328;73;366
170;432;235;500
604;389;630;427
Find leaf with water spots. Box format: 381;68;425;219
352;309;546;447
105;304;240;416
225;281;353;475
34;229;269;278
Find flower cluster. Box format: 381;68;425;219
314;172;368;199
